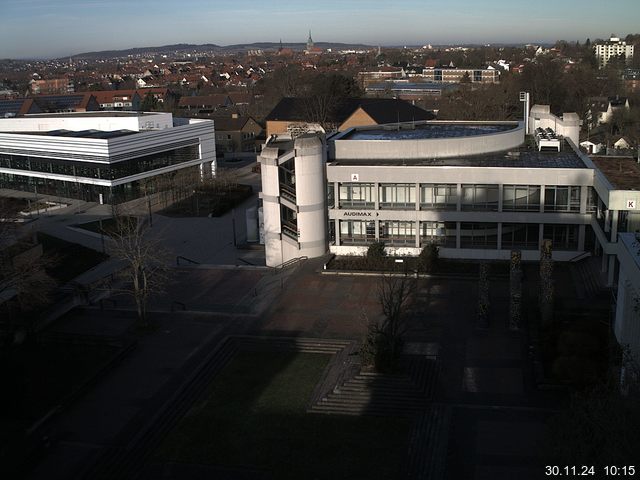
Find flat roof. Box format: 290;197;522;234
5;129;139;139
329;140;587;169
591;156;640;190
341;123;516;141
23;111;161;118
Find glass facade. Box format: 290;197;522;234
502;223;539;250
420;221;456;247
379;183;415;209
544;186;581;212
461;184;499;211
420;184;457;210
502;185;541;211
379;221;415;245
0;165;201;204
0;144;199;181
543;224;579;250
340;220;375;244
460;222;498;248
339;183;375;209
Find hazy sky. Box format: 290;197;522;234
2;0;639;59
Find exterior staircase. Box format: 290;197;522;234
308;356;440;416
570;256;609;300
406;405;451;480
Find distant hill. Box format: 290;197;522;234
67;42;373;60
69;43;221;59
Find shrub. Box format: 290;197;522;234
367;241;386;260
366;241;387;269
418;242;439;273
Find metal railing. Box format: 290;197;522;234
176;255;200;266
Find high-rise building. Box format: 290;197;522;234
594;35;634;69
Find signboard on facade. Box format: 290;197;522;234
627;200;637;209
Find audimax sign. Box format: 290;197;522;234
341;211;379;217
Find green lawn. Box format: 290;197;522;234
155;351;411;479
37;232;108;283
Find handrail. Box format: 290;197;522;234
176;255;200;266
272;256;308;273
569;251;592;262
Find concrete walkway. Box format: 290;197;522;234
27;311;242;480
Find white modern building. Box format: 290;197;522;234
594;35;634;69
615;233;640;368
0;111;215;204
258;105;640;368
259;106;639;277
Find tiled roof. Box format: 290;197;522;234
265;97;434;124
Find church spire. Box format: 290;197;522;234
307;30;314;50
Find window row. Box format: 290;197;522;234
337;220;580;250
0;145;200;181
333;183;596;213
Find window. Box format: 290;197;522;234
460;223;498;249
339;183;375;209
379;183;415;209
586;187;597;213
379;221;415;246
543;224;579;250
461;184;499;211
340;220;375;245
502;223;539;250
281;206;297;240
420;221;456;247
503;185;540;211
327;183;335;209
420;184;457;210
544;186;580;212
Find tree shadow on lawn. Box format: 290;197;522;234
152;349;411;480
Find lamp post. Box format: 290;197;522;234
519;91;530;134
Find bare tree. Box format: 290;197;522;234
0;199;56;344
0;202;55;307
108;214;170;326
361;274;415;372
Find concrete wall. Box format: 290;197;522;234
615;233;640;364
294;135;328;260
332;122;524;160
0;112;172;132
326;163;593;187
258;145;283;267
528;105;581;146
330;244;583;262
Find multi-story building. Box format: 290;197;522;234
214;114;263;156
259;105;640;377
29;78;74;95
421;67;500;84
594;35;634;69
0;111;215;204
92;90;142;111
259;106;636;278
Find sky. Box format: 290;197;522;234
1;0;639;59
